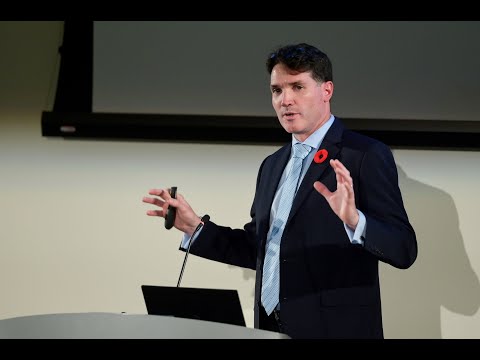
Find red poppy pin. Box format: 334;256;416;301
313;149;328;164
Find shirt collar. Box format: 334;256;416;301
291;114;335;150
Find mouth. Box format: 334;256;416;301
282;111;298;119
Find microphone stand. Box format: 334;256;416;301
176;214;210;287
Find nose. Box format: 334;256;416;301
281;90;293;107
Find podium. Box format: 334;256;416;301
0;312;290;339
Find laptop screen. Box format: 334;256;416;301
141;285;246;327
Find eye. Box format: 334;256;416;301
271;88;281;94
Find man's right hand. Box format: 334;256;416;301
142;188;202;236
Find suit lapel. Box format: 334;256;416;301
258;144;291;240
287;119;344;224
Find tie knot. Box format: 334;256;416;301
292;143;311;160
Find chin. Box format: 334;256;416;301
281;123;297;134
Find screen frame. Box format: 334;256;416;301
41;20;480;150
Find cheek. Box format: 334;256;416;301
272;98;281;110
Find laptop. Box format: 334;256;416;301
141;285;246;327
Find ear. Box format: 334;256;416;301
323;81;334;101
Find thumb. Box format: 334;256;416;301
314;181;331;198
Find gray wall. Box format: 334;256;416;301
0;21;479;338
94;21;480;121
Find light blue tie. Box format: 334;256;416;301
261;142;311;315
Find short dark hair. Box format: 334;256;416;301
266;43;333;83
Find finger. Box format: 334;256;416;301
148;188;166;197
333;159;350;171
330;160;344;184
329;158;338;169
313;181;331;198
342;182;354;195
331;159;350;177
331;160;353;187
335;168;344;185
334;166;348;188
143;197;166;209
164;190;183;209
146;209;163;217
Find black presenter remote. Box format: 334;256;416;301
164;186;177;230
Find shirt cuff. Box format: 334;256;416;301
344;210;366;246
180;227;203;249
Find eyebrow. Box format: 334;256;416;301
270;81;305;89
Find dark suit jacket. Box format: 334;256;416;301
189;118;417;339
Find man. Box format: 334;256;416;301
143;43;417;339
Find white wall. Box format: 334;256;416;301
0;21;478;338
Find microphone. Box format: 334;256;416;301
176;214;210;287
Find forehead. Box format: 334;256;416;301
270;64;315;85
